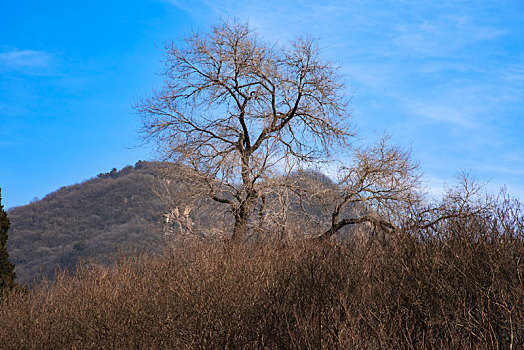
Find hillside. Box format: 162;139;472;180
6;162;362;286
6;161;171;285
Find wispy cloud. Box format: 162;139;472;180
156;0;524;200
0;49;54;74
405;102;480;129
392;14;506;57
0;49;51;68
502;62;524;82
155;0;214;21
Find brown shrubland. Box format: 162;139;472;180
1;194;522;349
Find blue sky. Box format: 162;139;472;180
1;0;523;209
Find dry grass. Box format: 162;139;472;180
1;201;523;349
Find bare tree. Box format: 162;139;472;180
404;172;492;235
137;20;492;243
325;136;422;238
136;21;351;241
267;135;422;240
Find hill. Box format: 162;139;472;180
6;162;362;285
6;161;171;285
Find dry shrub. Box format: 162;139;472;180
0;200;523;349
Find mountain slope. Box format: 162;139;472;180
7;161;169;285
6;162;364;285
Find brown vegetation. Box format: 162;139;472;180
1;194;522;349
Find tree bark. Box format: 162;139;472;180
230;198;255;242
231;216;248;242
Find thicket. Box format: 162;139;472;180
1;195;522;349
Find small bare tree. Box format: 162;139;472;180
319;136;422;239
310;139;493;240
136;21;351;241
268;135;422;240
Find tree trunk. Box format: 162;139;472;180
231;216;249;242
230;186;257;242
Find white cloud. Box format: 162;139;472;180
405;101;481;129
392;13;506;58
503;62;524;82
0;49;51;68
156;0;523;200
0;49;54;75
156;0;213;19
